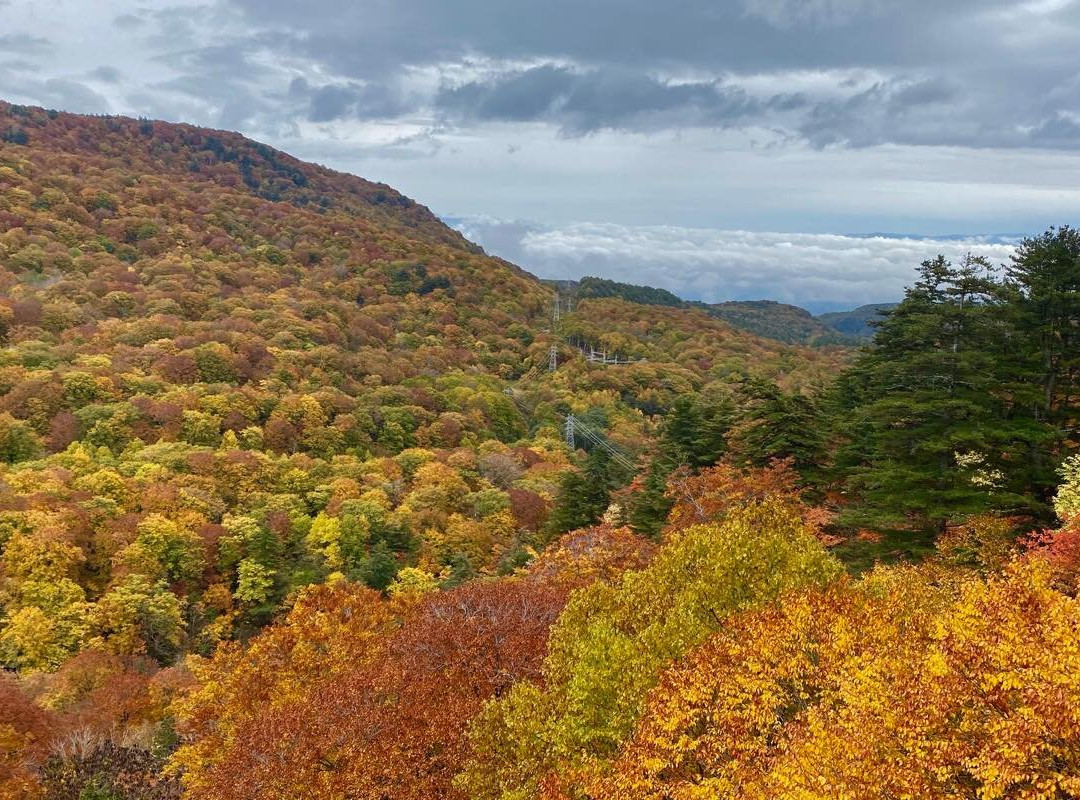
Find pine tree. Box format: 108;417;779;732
546;445;627;538
1006;226;1080;424
1003;226;1080;500
838;255;1042;531
661;394;734;468
626;458;674;538
729;381;827;481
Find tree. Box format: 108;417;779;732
660;393;733;468
360;541;398;591
90;576;185;665
623;459;673;538
0;673;55;797
1055;453;1080;521
172;581;566;800
729;380;827;481
0;532;91;672
233;559;276;606
596;561;1080;800
171;584;395;795
1005;226;1080;428
525;524;655;588
663;458;804;531
117;515;206;585
837;255;1047;531
0;412;40;463
457;498;842;799
546;446;628;538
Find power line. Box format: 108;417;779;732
565;414;638;472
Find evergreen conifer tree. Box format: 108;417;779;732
547;445;628;538
661;394;734;468
838;255;1042;530
729;381;827;481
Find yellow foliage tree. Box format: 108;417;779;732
595;560;1080;800
457;498;842;798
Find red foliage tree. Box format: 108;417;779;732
176;580;567;800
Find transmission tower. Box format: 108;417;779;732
564;414;575;449
548;343;558;372
553;295;561;325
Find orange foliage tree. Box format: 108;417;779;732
0;674;55;799
172;579;567;799
596;560;1080;800
665;458;833;536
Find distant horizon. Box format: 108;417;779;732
447;215;1026;313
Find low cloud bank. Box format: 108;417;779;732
452;217;1020;312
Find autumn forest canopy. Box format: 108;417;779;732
1;103;1080;800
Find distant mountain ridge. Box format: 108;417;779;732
705;300;856;346
546;276;894;346
817;303;897;338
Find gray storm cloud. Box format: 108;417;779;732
2;0;1078;147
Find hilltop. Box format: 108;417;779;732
817;302;897;337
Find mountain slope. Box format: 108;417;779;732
817;303;896;337
0;102;847;678
1;102;478;251
546;276;868;347
0;101;554;385
0;101;852;796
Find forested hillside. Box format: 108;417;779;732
551;277;875;346
706;299;858;345
2;102;1080;800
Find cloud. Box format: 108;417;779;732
436;66;780;134
740;0;885;28
452;217;1020;311
89;65;123;83
39;78;110;113
113;13;146;29
0;33;50;53
0;66;110;114
2;0;1080;285
288;77;410;123
4;0;1078;151
1030;112;1080;147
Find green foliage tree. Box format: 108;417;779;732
660;393;734;468
546;445;629;538
730;381;828;481
1001;225;1080;499
0;412;40;463
837;255;1049;530
118;514;206;584
1005;226;1080;427
91;575;185;665
361;541;399;591
625;458;673;538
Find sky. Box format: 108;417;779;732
2;0;1080;311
